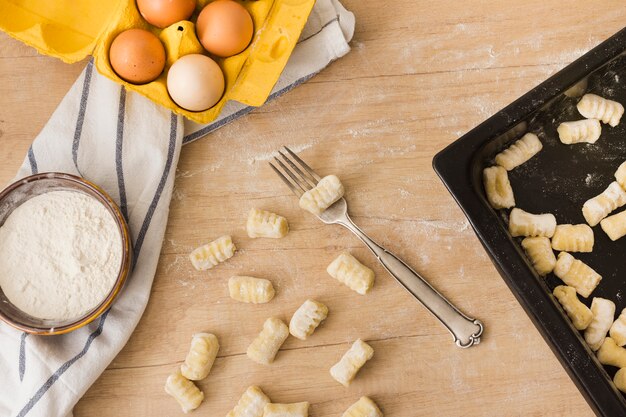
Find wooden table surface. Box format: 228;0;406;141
1;1;625;416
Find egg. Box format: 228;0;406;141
109;29;166;84
137;0;196;29
167;54;224;111
196;0;253;57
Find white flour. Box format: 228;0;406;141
0;191;122;321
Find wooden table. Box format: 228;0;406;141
1;1;625;415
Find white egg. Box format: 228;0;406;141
166;54;224;112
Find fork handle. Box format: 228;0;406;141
338;216;483;348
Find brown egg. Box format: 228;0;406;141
196;0;253;57
137;0;196;29
109;29;166;84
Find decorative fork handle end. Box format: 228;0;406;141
454;318;483;348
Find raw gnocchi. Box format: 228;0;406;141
600;210;626;241
327;252;375;295
552;285;593;330
597;337;626;368
494;133;543;171
247;317;289;365
164;371;204;413
289;299;329;340
614;368;626;394
299;175;345;215
189;235;236;271
551;224;594;253
263;402;309;417
610;308;626;346
615;161;626;190
557;119;602;144
330;339;374;387
521;237;556;276
577;93;624;127
229;276;275;304
582;181;626;226
584;298;616;351
342;397;383;417
553;252;601;298
227;386;270;417
247;208;289;238
180;333;219;381
483;166;515;209
508;208;556;237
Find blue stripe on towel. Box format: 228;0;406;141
116;87;128;221
72;59;94;175
18;333;28;382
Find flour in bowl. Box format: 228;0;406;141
0;190;122;321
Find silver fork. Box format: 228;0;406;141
270;146;483;348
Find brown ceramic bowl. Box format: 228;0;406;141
0;173;132;335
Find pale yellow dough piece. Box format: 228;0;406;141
482;166;515;209
189;235;236;271
582;181;626;226
553;285;593;330
330;339;374;387
289;299;328;340
229;276;275;304
247;318;289;365
181;333;219;381
600;210;626;241
508;208;556;237
327;252;375;295
342;397;383;417
263;402;309;417
577;93;624;127
610;308;626;346
299;175;345;215
521;237;556;276
614;368;626;393
247;208;289;238
557;119;602;144
553;252;601;298
597;337;626;368
164;371;204;413
584;298;616;351
551;224;594;252
494;133;543;171
615;161;626;190
227;386;270;417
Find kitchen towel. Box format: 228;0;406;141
0;1;355;416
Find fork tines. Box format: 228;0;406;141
269;146;322;197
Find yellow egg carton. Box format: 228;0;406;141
0;0;315;124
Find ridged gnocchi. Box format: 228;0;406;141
615;161;626;190
299;175;345;215
577;93;624;127
263;402;310;417
247;208;289;238
521;237;556;276
610;308;626;346
247;317;290;365
189;235;236;271
557;119;602;144
584;298;616;351
227;386;270;417
342;397;383;417
181;333;220;381
330;339;374;387
483;166;515;209
615;368;626;394
164;371;204;413
582;181;626;226
289;299;328;340
600;210;626;241
597;337;626;368
553;285;593;330
327;252;375;295
494;133;543;171
551;224;594;253
508;208;556;237
229;276;276;304
553;252;601;298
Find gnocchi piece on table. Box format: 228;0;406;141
553;285;593;330
189;235;236;271
263;402;310;417
289;299;329;340
582;181;626;226
482;166;515;209
614;368;626;394
551;224;594;253
521;237;557;276
164;371;204;413
610;308;626;346
247;317;290;365
553;252;601;298
229;276;275;304
299;175;345;215
577;93;624;127
327;252;375;295
494;133;543;171
584;298;616;351
227;386;271;417
342;397;383;417
247;208;289;238
180;333;219;381
600;210;626;241
557;119;602;144
615;161;626;190
330;339;374;387
597;337;626;368
508;208;556;237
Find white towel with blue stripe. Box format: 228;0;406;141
0;1;354;416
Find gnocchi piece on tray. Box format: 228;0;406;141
229;276;275;304
552;285;593;330
227;386;270;417
181;333;220;381
577;93;624;127
164;371;204;413
508;208;556;237
327;252;375;295
551;224;594;253
189;235;236;271
584;298;616;351
557;119;602;144
582;181;626;226
247;208;289;238
597;337;626;368
553;252;601;298
610;308;626;346
615;368;626;394
494;132;543;171
330;339;374;387
247;317;289;365
342;397;383;417
299;175;345;215
483;166;515;209
615;161;626;190
521;237;557;276
289;299;329;340
600;210;626;241
263;402;310;417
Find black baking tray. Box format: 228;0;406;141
433;28;626;416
